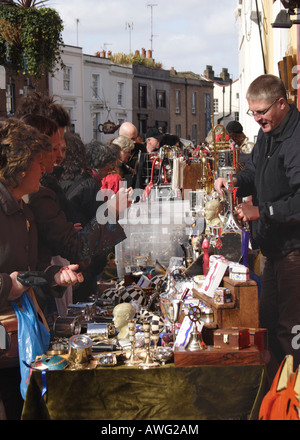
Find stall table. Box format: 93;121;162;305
21;362;266;420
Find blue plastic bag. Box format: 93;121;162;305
12;291;50;399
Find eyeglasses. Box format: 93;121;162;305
247;98;280;117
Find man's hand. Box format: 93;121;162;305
235;203;260;222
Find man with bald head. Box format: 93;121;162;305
119;122;146;187
119;121;138;142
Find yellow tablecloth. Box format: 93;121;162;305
21;363;266;420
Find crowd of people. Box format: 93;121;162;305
0;90;184;419
0;93;138;419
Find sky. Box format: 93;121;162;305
46;0;239;80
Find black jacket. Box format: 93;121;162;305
28;184;126;270
236;104;300;257
59;171;100;226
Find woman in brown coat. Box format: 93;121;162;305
0;118;83;419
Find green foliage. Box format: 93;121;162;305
0;1;47;7
0;4;64;78
109;52;162;69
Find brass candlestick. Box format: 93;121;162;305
125;319;140;366
139;321;159;369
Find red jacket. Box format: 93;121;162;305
101;172;122;194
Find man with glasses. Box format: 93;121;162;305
215;74;300;383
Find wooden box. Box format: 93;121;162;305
250;328;268;352
214;328;250;350
174;345;264;367
240;327;268;352
182;162;209;197
193;276;259;330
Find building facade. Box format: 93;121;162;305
49;45;84;137
169;69;214;145
0;66;48;121
82;52;133;144
132;63;170;136
1;43;238;147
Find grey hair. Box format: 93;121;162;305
246;74;287;103
86;140;120;169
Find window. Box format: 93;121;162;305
92;112;101;141
139;84;147;108
192;124;197;145
63;66;72;92
156;90;166;108
156;121;168;134
6;84;15;116
213;98;219;114
205;93;212;137
234;112;239;121
175;90;181;114
192;91;196;114
117;82;125;107
138;113;148;135
175;124;181;138
92;74;100;99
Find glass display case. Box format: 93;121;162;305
115;200;193;277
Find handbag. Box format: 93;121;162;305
11;290;50;399
259;355;300;420
142;157;168;201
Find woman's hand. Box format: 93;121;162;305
8;271;28;301
74;223;83;232
54;264;84;287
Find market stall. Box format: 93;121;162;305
17;123;270;420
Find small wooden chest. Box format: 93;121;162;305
248;328;268;352
214;327;250;350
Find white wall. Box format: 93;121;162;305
237;0;265;142
49;46;133;144
49;45;84;138
83;54;133;144
213;78;240;128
